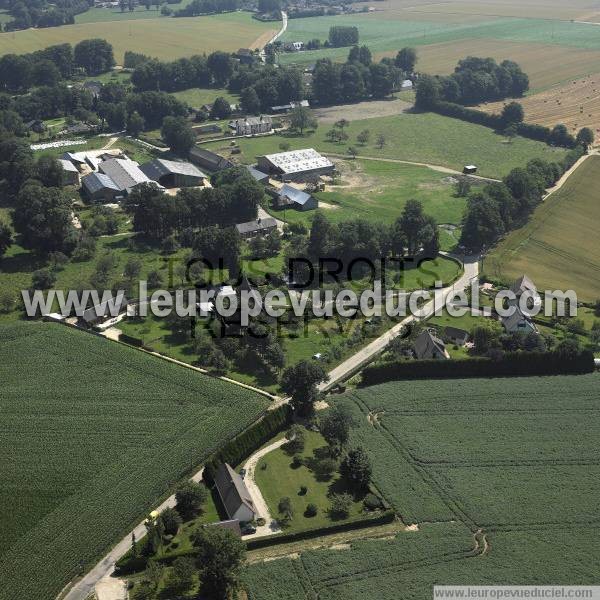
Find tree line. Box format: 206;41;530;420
2;0;92;31
459;146;586;251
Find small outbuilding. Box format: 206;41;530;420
139;158;207;188
463;165;478;175
58;159;80;186
277;184;318;211
214;463;257;523
245;165;270;184
189;147;235;172
443;326;470;346
81;172;121;203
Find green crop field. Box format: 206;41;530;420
485;155;600;302
204;112;567;179
244;374;600;599
0;12;276;62
0;321;269;600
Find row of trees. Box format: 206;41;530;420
172;0;238;17
3;0;92;31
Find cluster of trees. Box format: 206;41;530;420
122;167;263;243
2;0;92;31
231;64;304;113
131;54;212;92
0;39;113;93
311;45;415;105
460;148;585;251
328;25;359;47
302;200;439;277
417;57;529;106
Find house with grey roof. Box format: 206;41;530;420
58;159;80;186
229;115;272;136
414;329;450;360
99;158;154;194
81;172;121;203
214;463;256;523
443;326;470;346
501;306;538;335
235;217;278;238
139;158;207;188
277;184;318;211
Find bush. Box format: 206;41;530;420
299;485;307;496
305;503;318;517
329;492;353;519
256;517;266;526
291;455;304;469
159;507;182;536
363;493;383;511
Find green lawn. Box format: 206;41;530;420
0;321;269;600
255;429;368;533
173;87;239;109
266;159;465;227
204;112;567;179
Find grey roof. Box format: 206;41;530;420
235;217;278;235
58;159;79;173
139;158;206;181
189;147;234;171
214;463;255;519
82;172;120;194
246;165;269;182
414;329;448;359
262;148;333;175
279;184;312;206
510;274;537;296
81;293;127;323
99;158;153;192
444;326;469;342
501;306;537;333
210;519;241;537
230;115;272;128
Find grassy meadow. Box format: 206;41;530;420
0;321;269;600
204;112;567;179
0;12;276;62
485;155;600;302
244;373;600;599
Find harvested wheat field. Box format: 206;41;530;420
481;74;600;135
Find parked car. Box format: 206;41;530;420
241;524;256;535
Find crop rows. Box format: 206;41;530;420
0;322;269;600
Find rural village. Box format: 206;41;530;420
0;1;599;600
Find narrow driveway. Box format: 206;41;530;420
260;11;288;62
241;438;286;539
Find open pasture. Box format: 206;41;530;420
0;12;275;62
485;155;600;302
204;112;567;179
0;322;269;600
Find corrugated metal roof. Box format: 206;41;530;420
82;172;120;194
246;165;269;181
99;158;152;192
279;184;312;206
58;159;79;173
262;148;333;175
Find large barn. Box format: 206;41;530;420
139;159;207;188
99;158;154;195
257;148;334;182
81;172;121;203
